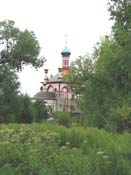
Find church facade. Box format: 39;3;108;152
33;44;78;114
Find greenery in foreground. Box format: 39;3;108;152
0;123;131;175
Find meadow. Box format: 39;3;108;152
0;123;131;175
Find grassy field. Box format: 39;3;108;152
0;123;131;175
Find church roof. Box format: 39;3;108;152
33;91;56;100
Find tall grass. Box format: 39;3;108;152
0;123;131;174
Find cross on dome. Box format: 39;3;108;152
65;33;68;46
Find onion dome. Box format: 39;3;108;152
61;46;71;56
33;92;56;100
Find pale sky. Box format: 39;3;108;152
0;0;112;96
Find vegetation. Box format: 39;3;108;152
0;65;20;123
66;0;131;132
0;94;49;123
0;1;131;174
0;123;131;175
0;20;46;123
0;20;45;70
33;99;49;122
53;112;72;127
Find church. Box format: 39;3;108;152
33;42;79;114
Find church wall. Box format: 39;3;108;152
46;82;74;112
44;99;57;113
47;82;72;98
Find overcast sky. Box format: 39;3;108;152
0;0;113;96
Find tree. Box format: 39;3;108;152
66;0;131;132
70;34;131;131
0;20;45;70
0;65;20;123
108;0;131;58
64;54;94;94
108;0;131;32
67;52;111;128
17;94;34;123
33;99;49;122
0;20;45;123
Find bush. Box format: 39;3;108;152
107;102;131;133
33;99;49;122
16;95;34;123
53;112;72;127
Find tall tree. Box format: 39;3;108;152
67;51;111;128
70;36;131;131
0;20;45;70
0;20;45;123
108;0;131;53
0;65;20;123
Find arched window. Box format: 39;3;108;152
61;86;68;98
47;85;54;92
61;86;68;92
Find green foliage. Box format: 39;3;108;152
33;99;49;122
65;54;93;94
53;112;72;127
70;35;131;132
0;20;45;70
0;65;20;123
67;0;131;132
0;20;46;123
0;92;50;124
107;101;131;133
108;0;131;33
16;95;34;123
68;52;110;128
0;124;131;175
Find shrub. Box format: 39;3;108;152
107;102;131;133
53;112;72;127
17;95;34;123
33;99;49;122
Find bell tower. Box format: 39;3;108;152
61;34;71;73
